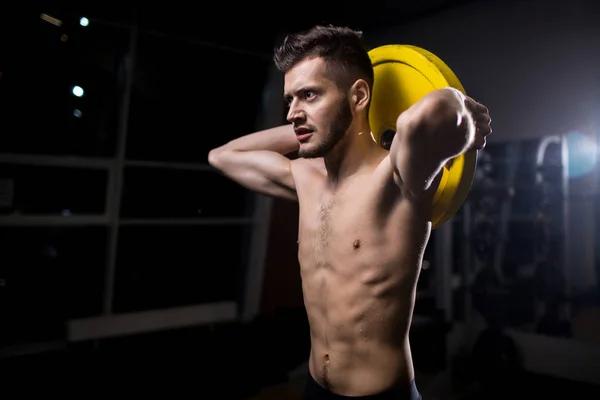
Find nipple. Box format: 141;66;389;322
353;239;361;249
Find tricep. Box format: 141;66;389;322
208;148;298;201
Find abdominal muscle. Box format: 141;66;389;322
299;225;426;397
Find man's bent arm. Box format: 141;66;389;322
208;124;300;201
389;88;474;200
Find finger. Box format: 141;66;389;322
476;123;492;136
474;113;491;124
465;96;487;110
464;96;478;111
477;103;489;114
477;137;487;150
473;136;486;150
466;98;489;116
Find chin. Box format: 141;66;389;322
298;144;325;159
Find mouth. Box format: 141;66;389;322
294;127;313;142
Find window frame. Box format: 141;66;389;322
0;18;278;351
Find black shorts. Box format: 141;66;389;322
303;373;422;400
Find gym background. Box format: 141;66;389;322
1;1;599;398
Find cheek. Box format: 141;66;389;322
312;103;338;126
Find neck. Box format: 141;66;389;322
324;119;385;185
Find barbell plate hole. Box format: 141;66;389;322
380;129;396;150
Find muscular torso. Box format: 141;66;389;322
292;156;433;396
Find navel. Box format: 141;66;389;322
353;239;361;249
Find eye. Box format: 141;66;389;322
304;90;316;99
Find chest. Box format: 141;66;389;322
297;178;379;249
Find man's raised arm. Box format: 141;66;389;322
208;124;300;201
389;88;490;200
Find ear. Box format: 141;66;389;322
350;79;370;113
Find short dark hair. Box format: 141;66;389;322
273;25;374;93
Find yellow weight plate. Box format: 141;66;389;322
368;44;477;228
406;45;478;227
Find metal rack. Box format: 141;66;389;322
441;135;600;386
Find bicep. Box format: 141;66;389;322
211;149;298;201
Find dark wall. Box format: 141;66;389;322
366;0;600;144
259;199;303;317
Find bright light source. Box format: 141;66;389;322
80;17;89;27
566;130;598;178
72;86;84;97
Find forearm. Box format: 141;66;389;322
391;88;475;195
213;124;299;156
409;88;475;160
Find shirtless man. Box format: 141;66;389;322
208;25;491;399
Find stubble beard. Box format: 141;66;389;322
297;98;353;159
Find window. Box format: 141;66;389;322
0;163;107;216
113;225;251;313
0;226;106;346
120;166;254;219
0;12;273;349
0;10;129;157
126;31;271;163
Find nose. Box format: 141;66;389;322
286;102;305;124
